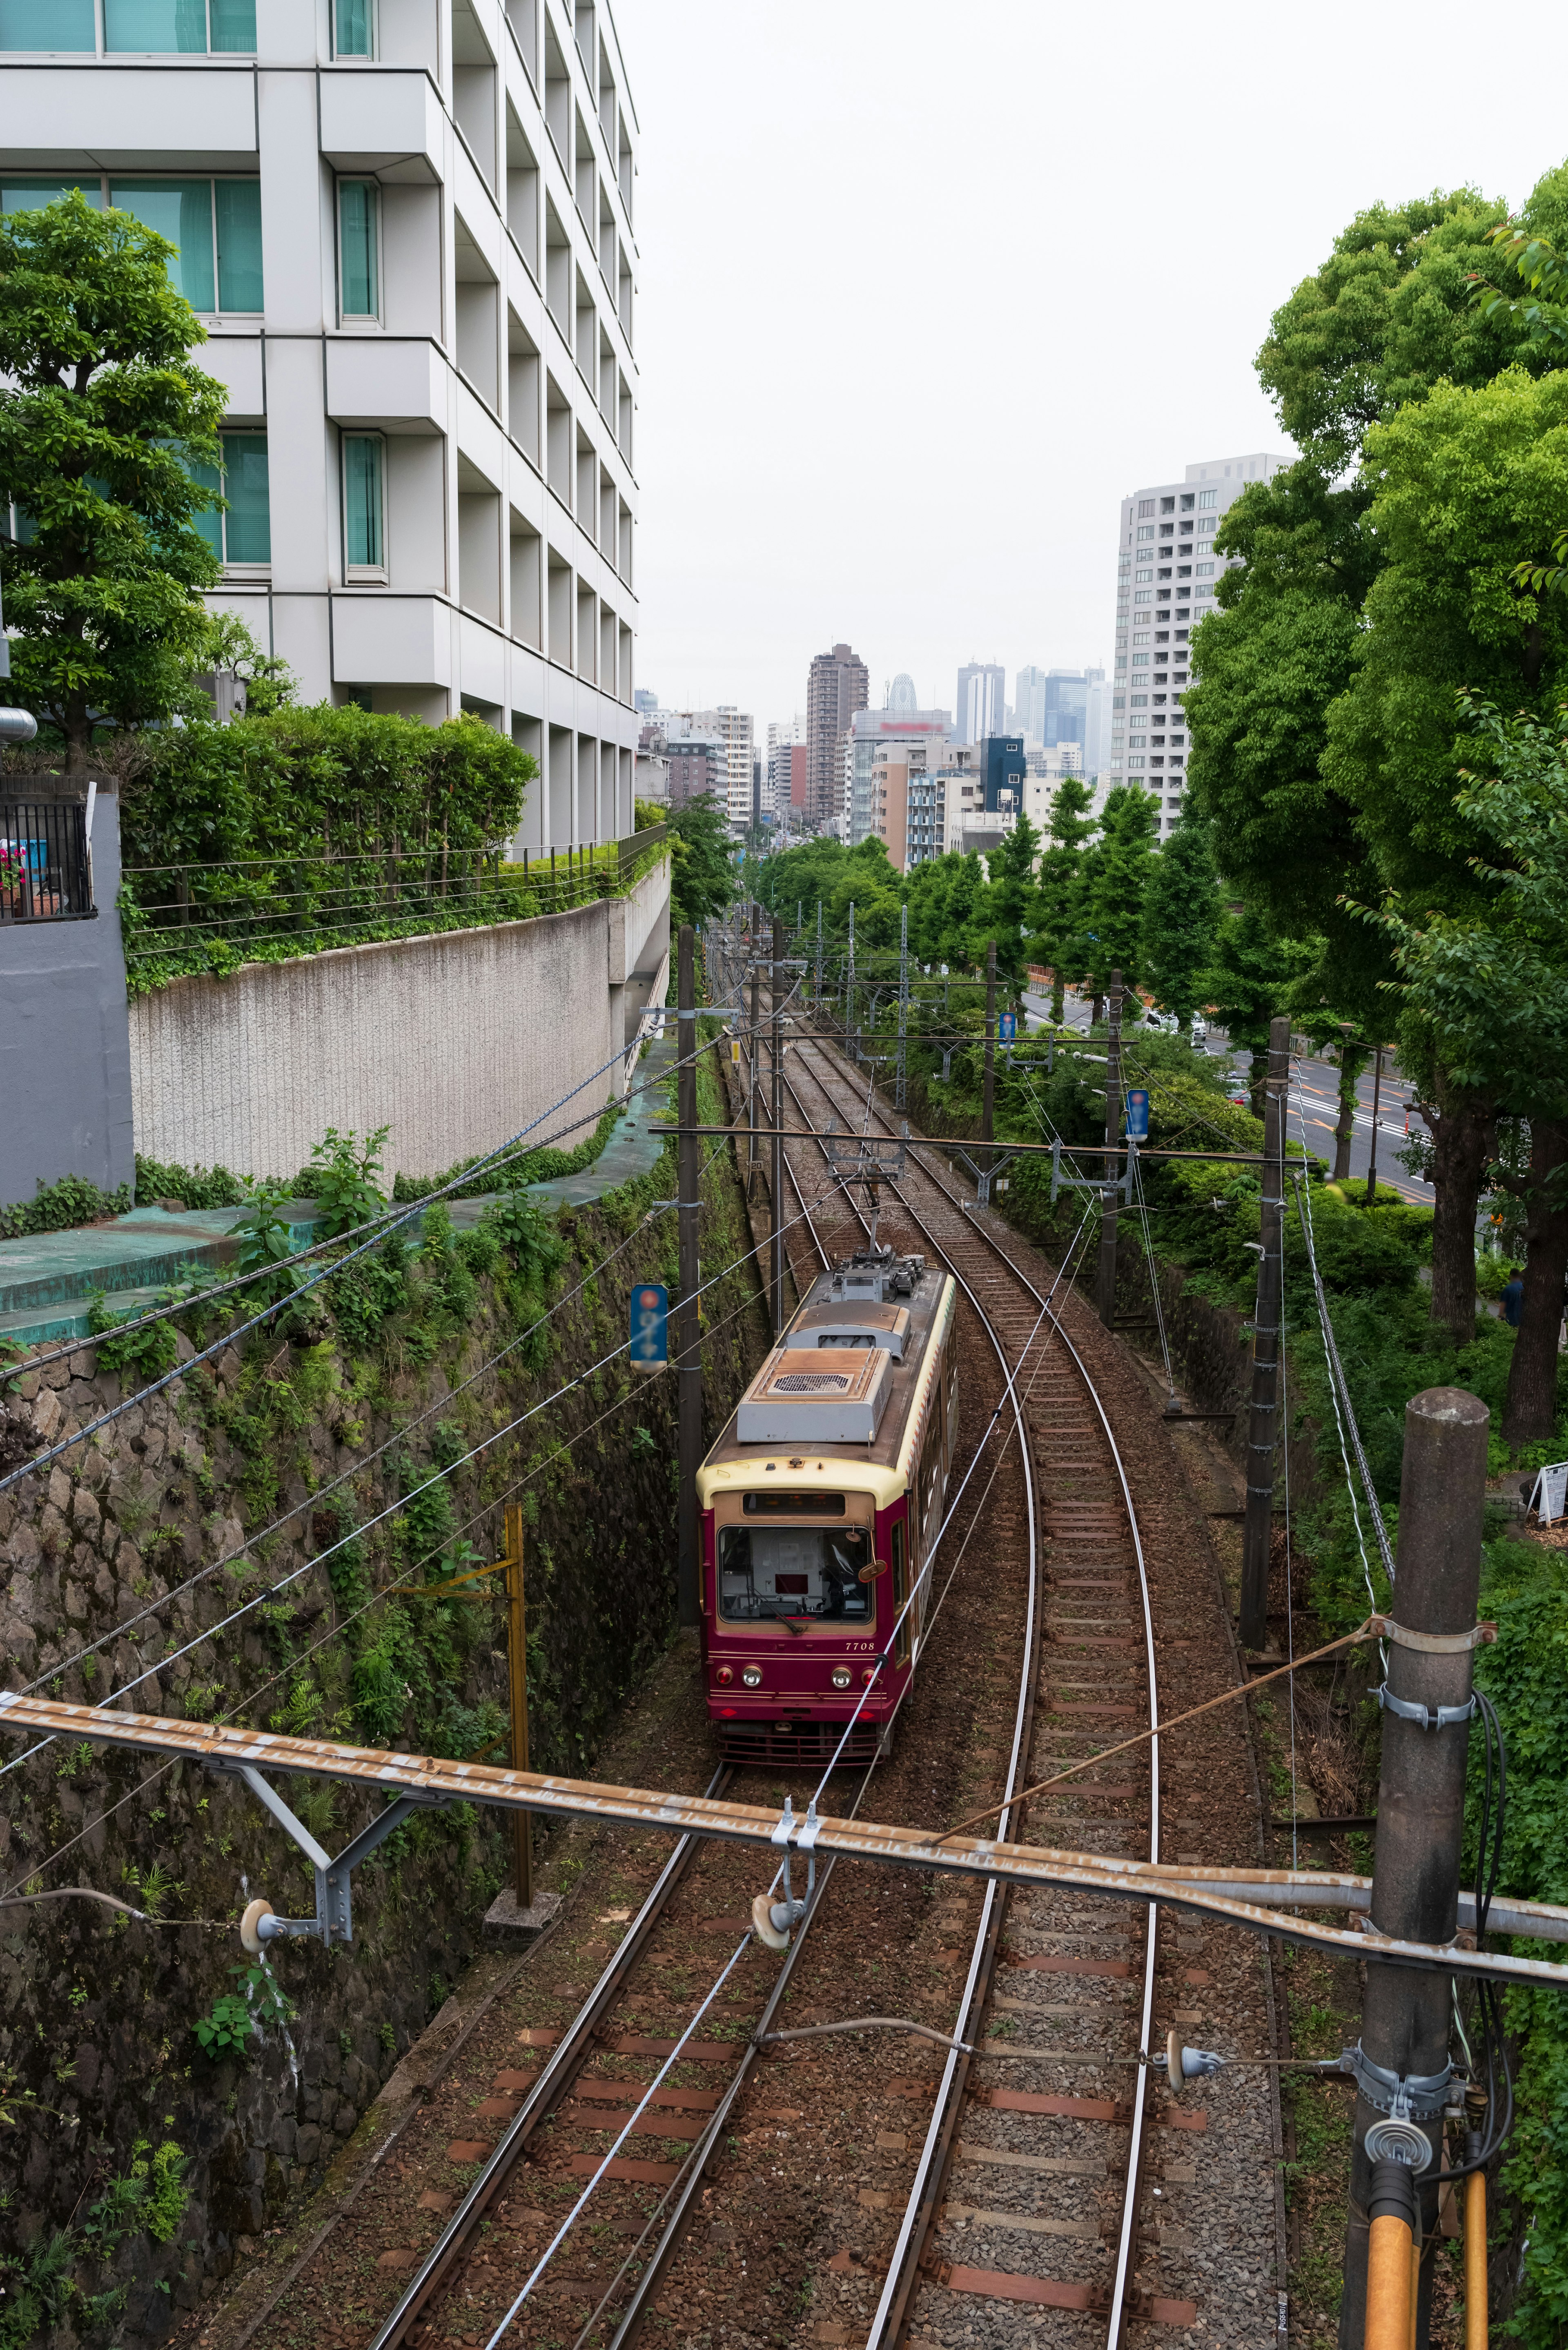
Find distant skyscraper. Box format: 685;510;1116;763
1111;450;1290;837
634;687;660;719
888;673;919;715
807;643;869;830
956;660;1005;745
668;706;755;828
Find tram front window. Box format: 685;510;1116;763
718;1525;873;1623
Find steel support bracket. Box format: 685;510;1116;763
1049;1136;1137;1207
1375;1684;1478;1732
1348;2042;1454;2120
953;1147;1020;1208
209;1759;453;1946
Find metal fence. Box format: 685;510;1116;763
120;823;667;983
0;798;95;923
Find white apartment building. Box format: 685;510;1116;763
1110;450;1290;838
667;706;753;830
1;0;642;854
846;705;952;845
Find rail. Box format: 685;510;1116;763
118;824;667;988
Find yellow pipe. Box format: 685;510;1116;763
1466;2173;1488;2350
1366;2212;1414;2350
1409;2237;1421;2350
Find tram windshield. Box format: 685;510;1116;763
717;1523;873;1623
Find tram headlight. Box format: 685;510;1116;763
714;1665;733;1686
741;1663;763;1688
830;1666;852;1690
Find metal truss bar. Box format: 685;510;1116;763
3;1692;1564;1982
653;1123;1266;1166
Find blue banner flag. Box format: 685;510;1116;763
630;1282;669;1369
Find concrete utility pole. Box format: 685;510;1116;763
846;900;856;1058
815;899;823;1006
1240;1013;1292;1650
1366;1040;1386;1204
1096;968;1124;1329
503;1502;531;1907
980;939;997;1185
675;925;702;1630
771;914;786;1333
1339;1387;1490;2350
746;952;762;1195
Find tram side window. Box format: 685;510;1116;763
718;1525;872;1622
891;1516;909;1665
919;1417;942;1537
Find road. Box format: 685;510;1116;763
1020;990;1432;1204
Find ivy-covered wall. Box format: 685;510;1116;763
0;1041;767;2346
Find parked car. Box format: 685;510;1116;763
1191;1017;1208;1044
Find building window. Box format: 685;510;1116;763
109;178;263;311
1137;498;1154;519
334;0;374;54
343;434;386;576
338;180;380;319
1136;524;1155;542
2;176;104;212
0;0;96;46
1132;631;1149;646
191;432;270;566
100;0;256;51
1198;488;1218;509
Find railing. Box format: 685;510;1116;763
118;824;667;992
0;799;95;924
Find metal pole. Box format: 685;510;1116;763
980;939;996;1185
1366;1041;1385;1204
815;898;823;1006
504;1501;531;1909
771;913;785;1335
896;901;909;1111
846;900;856;1058
1096;968;1124;1329
1240;1013;1291;1650
676;925;702;1630
1338;1387;1490;2350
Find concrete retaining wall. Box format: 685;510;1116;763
128;850;670;1179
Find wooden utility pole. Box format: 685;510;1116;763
1339;1387;1490;2350
1240;1013;1291;1650
771;913;786;1333
676;925;702;1629
502;1502;531;1907
1096;968;1124;1329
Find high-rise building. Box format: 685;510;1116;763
806;643;869;830
766;716;808;830
669;707;754;829
1;0;644;855
666;737;727;810
982;736;1025;815
955;660;1005;745
846;705;952;843
1111;450;1290;837
634;688;661;719
888;673;919;715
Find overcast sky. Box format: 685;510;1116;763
612;0;1567;734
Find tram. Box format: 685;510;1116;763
697;1244;959;1765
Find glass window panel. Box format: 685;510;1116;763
109;180;216;311
215;180;263;310
220;433;269;562
343;435;384;571
209;0;256;47
335;0;372;54
105;0;208;48
338;181;379;317
187;455;223;563
0;0;95;45
1;178;103;213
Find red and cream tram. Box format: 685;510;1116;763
697;1246;959;1765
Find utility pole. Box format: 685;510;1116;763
980;939;997;1187
1239;1013;1291;1650
1096;968;1124;1329
815;899;823;1007
771;914;786;1333
1366;1040;1385;1204
846;900;856;1059
1339;1387;1490;2350
503;1502;531;1908
675;925;702;1630
896;901;910;1111
746;952;762;1195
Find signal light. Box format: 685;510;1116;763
861;1667;878;1685
715;1665;733;1686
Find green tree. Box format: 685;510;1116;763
666;791;737;932
1205;906;1301;1115
1080;785;1158;1005
986;809;1040;991
1035;775;1097;1020
0;189;230;770
1141;812;1222;1028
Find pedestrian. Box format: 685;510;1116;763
1502;1266;1525;1328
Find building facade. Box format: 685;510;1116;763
665;736;726;809
955;659;1004;745
806;641;869;831
1110;450;1290;836
668;705;753;830
846;705;951;845
1;0;642;854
